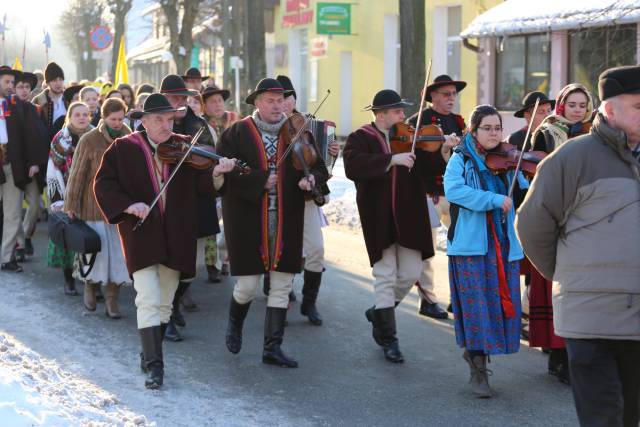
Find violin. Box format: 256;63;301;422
485;142;547;178
388;122;448;153
280;112;325;206
157;134;251;174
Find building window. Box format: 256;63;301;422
569;25;637;101
446;6;462;80
496;34;551;110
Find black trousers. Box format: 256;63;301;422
565;338;640;427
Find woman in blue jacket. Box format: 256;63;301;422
444;105;528;398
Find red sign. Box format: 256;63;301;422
286;0;309;12
89;26;113;51
282;10;313;28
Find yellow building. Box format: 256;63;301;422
271;0;500;136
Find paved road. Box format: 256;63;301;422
0;224;577;426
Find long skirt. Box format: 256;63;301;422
84;221;131;286
46;239;74;269
528;268;565;349
449;228;522;355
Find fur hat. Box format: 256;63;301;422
44;62;64;82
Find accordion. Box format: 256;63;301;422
308;118;337;173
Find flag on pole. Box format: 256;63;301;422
114;36;128;86
12;57;23;71
43;31;51;49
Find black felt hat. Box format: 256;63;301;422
15;71;38;90
276;75;296;99
514;91;556;118
160;74;199;97
598;65;640;101
245;78;292;105
182;67;210;81
63;84;84;105
135;83;155;97
44;62;64;82
129;93;186;119
202;85;231;101
362;89;413;111
0;65;21;78
425;75;467;102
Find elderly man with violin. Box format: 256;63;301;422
94;93;236;389
406;74;464;320
343;89;447;363
216;78;328;368
276;74;339;325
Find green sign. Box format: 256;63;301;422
317;3;351;35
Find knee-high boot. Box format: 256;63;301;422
139;326;164;389
300;270;323;325
225;296;252;354
262;307;298;368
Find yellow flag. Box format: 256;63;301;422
12;57;23;71
114;36;128;86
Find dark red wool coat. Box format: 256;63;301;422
216;117;329;276
343;123;446;266
93;131;215;278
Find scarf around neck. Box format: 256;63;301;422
252;110;287;136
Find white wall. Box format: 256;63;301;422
383;14;400;91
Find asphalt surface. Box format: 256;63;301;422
0;223;577;426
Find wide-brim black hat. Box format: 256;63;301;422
129;93;186;119
202;85;231;101
63;84;84;105
276;75;296;99
245;78;292;105
363;89;413;111
514;91;556;118
16;71;38;89
0;65;21;78
425;75;467;102
182;67;210;81
160;74;199;97
598;65;640;101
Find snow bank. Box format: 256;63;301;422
0;333;152;426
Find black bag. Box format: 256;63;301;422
48;212;101;278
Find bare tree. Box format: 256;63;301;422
107;0;132;80
245;0;266;89
58;0;106;80
160;0;204;74
399;0;425;116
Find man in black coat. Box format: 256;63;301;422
0;67;46;272
507;91;555;150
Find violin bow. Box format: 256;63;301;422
276;89;331;168
507;97;540;199
133;127;204;231
410;59;433;155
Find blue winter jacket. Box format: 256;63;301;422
444;144;528;262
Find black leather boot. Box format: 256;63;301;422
262;307;298;368
25;238;34;256
171;291;186;328
63;268;78;296
164;318;183;342
300;270;323;325
374;307;404;363
206;265;221;283
139;326;164;389
225;297;251;354
419;299;448;320
365;306;384;346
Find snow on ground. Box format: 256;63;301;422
325;157;448;251
0;333;152;426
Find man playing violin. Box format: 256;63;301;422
94;93;236;389
407;75;463;320
216;78;328;368
343;89;447;363
276;74;339;325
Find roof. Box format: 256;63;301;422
127;36;169;62
461;0;640;38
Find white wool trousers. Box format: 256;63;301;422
416;229;439;303
0;164;23;263
17;179;41;247
132;264;180;329
234;271;294;308
303;200;325;273
372;244;422;309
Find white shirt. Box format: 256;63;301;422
0;97;8;144
52;95;66;123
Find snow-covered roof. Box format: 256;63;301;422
461;0;640;38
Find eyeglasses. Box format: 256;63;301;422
434;91;458;98
477;126;503;133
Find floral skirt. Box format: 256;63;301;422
449;229;522;355
46;239;74;269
